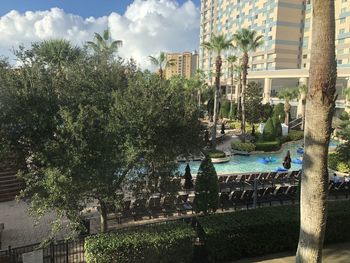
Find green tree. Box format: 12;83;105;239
233;29;264;142
296;0;337;261
278;88;299;126
262;118;275;141
272;103;285;123
115;71;204;194
194;157;219;215
148;52;175;80
227;55;238;119
201;34;234;149
87;29;122;61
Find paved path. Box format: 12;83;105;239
233;242;350;263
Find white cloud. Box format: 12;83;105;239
0;0;200;69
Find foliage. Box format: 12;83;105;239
329;148;350;173
262;118;275;141
260;103;273;123
148;52;175;79
201;34;234;56
207;150;226;159
272;103;285;122
272;117;282;137
85;221;194;263
286;130;304;141
231;141;256;152
255;141;281;152
219;100;231;118
244;82;263;124
194;157;219;214
198;201;350;262
278;88;299;101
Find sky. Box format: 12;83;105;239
0;0;201;68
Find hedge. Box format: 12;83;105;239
231;141;256;152
207;149;226;158
198;201;350;262
85;221;194;263
286;130;304;141
255;141;280;151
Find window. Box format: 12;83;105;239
339;38;345;44
303;63;307;68
337;60;343;65
268;36;272;40
339;29;345;35
338;49;344;55
340;18;346;24
303;54;307;59
269;27;272;32
255;14;258;19
341;7;347;13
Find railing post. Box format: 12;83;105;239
8;246;12;263
253;178;258;209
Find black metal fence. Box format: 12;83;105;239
0;238;85;263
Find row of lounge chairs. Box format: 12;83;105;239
218;170;301;191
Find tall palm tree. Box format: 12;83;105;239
87;29;122;60
296;0;337;262
201;34;234;149
148;52;175;80
234;64;243;119
298;85;308;130
227;55;237;119
194;69;208;107
233;29;264;142
278;88;299;126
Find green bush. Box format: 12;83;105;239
272;117;282;137
219;100;230;118
207;150;226;158
286;130;304;141
231;141;256;152
263;118;275;141
198;201;350;262
272;103;285;122
255;141;281;152
85;222;194;263
328;149;350;173
194;157;219;214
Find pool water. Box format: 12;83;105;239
178;140;339;175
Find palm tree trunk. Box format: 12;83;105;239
241;52;249;143
236;75;242;119
212;56;222;149
284;100;290;126
301;93;306;130
230;72;234;120
198;89;201;107
296;1;337;262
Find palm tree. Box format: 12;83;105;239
233;29;264;142
194;69;208;107
234;64;243;119
278;88;299;126
148;52;175;80
87;29;122;60
298;85;308;130
296;0;337;262
201;34;234;149
33;39;81;73
227;55;237;119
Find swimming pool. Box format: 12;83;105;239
178;140;340;175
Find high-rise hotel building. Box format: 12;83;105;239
165;51;199;80
200;0;350;112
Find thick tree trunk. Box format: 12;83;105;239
296;1;337;262
241;52;248;143
284;100;291;126
99;201;108;233
212;56;222;150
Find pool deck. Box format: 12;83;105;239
233;242;350;263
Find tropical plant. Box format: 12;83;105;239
298;85;308;130
227;55;238;119
278;88;299;126
148;52;175;80
296;1;337;261
245;81;263;126
233;29;264;142
87;29;122;61
201;34;234;149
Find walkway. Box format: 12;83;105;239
233;242;350;263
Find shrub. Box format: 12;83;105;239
194;157;219;214
85;221;194;263
198;201;350;262
231;141;256;152
219;100;230;118
272;103;285;122
263;118;275;141
286;130;304;141
272;117;282;137
255;141;281;152
207;150;226;158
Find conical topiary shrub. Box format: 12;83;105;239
263;117;275;141
183;164;193;190
273;117;282;137
194;157;219;214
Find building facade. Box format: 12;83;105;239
165;51;199;80
199;0;350;113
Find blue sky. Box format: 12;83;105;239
0;0;200;17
